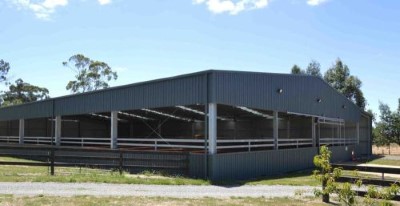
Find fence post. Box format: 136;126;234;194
50;148;55;176
119;151;123;175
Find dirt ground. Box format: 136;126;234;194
373;144;400;155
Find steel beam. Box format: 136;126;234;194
312;117;316;147
55;116;61;146
19;119;24;144
273;111;279;150
111;111;118;149
208;103;217;154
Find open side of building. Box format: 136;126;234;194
0;70;372;180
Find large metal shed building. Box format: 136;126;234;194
0;70;372;180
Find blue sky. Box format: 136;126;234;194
1;0;399;115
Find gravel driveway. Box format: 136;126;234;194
0;182;316;198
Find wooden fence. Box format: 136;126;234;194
332;163;400;201
0;144;189;176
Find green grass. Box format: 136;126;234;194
242;170;319;186
0;195;328;206
367;158;400;167
0;156;319;186
0;156;209;185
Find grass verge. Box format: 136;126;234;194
367;158;400;167
0;195;328;206
0;156;319;186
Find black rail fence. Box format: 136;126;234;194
332;163;400;201
0;144;190;176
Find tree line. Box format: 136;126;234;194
373;100;400;148
290;58;399;148
290;58;366;110
0;54;118;106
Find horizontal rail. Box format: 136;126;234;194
2;136;317;151
24;137;52;140
217;144;274;149
332;164;400;174
217;138;273;143
0;144;190;176
355;191;400;201
118;143;204;149
0;161;50;166
119;138;205;143
337;176;399;187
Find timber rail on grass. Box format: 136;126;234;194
0;144;190;176
332;163;400;201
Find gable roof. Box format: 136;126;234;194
0;70;362;122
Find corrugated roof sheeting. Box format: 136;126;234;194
0;74;207;120
55;74;207;116
0;100;53;120
211;71;361;122
0;70;362;122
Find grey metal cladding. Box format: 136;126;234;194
211;71;361;122
0;70;361;121
54;74;207;116
0;99;53;120
0;73;207;120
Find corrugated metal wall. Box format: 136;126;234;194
211;71;361;122
207;147;317;181
189;144;370;181
329;145;353;162
189;153;207;178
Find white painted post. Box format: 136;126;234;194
356;122;360;144
19;119;24;144
208;103;217;154
55;116;61;146
273;111;279;150
111;111;118;149
311;117;316;147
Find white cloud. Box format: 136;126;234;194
194;0;269;15
8;0;112;20
97;0;111;5
9;0;68;20
307;0;328;6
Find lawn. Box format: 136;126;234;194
243;170;319;186
0;195;328;206
367;158;400;167
0;156;209;185
0;156;319;186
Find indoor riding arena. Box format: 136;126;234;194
0;70;372;180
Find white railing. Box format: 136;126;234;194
60;137;206;150
118;138;205;150
0;135;318;151
217;139;274;151
278;138;313;148
216;138;313;151
61;137;110;147
319;138;357;146
0;136;19;143
24;136;52;145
